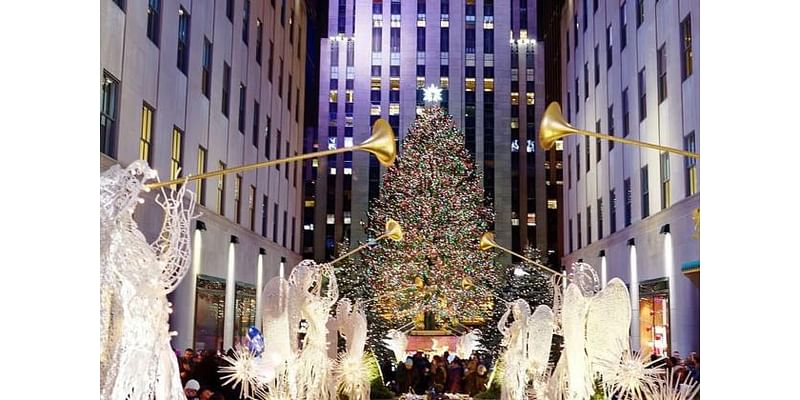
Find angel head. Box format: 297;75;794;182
511;299;532;321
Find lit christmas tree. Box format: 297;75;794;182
482;246;557;359
361;104;500;327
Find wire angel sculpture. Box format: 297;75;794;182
331;298;373;400
455;329;485;360
383;328;410;364
497;299;533;400
288;260;339;400
100;161;197;400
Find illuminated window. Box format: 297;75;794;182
329;90;338;102
344;211;352;224
441;14;449;27
249;185;256;230
417;14;426;27
484;78;494;91
483;16;494;29
465;78;476;91
327;214;335;224
526;140;535;153
484;53;494;66
234;174;242;223
555;140;564;151
660;152;671;209
527;213;536;226
511;217;520;226
440;52;449;65
330;167;337;175
312;159;319;167
328;137;337;150
372;52;381;65
390;77;400;90
195;147;207;205
511;118;519;129
344;167;352;175
417;77;425;88
511;140;519;152
511;92;519;105
526;92;535;105
371;78;381;90
684;132;697;196
345;116;354;127
304;200;315;207
170;127;183;181
217;161;226;215
372;14;383;27
548;200;558;209
391;14;401;27
389;103;400;115
440;77;449;88
371;104;381;115
304;224;314;230
139;103;154;164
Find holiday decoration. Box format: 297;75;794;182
331;299;375;400
100;161;196;400
383;328;411;364
455;329;485;360
363;105;499;325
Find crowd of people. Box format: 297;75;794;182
389;351;491;397
651;350;700;384
177;348;239;400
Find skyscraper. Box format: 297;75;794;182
559;0;699;356
305;0;563;264
100;0;307;352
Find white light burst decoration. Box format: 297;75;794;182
649;374;700;400
423;84;443;103
600;348;663;400
219;347;269;400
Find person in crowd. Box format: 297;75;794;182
198;387;215;400
473;364;489;395
183;379;200;400
462;355;479;395
396;357;419;394
443;356;462;393
430;355;447;393
685;359;700;383
209;394;226;400
442;351;451;368
414;353;432;395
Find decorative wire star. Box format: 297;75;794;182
423;84;443;103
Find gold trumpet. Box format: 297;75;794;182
479;232;562;276
147;119;397;190
539;102;699;159
330;218;403;265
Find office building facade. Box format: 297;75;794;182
559;0;699;355
305;0;564;264
100;0;307;351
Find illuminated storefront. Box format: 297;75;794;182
194;275;226;352
639;279;671;356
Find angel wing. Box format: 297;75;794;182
585;278;632;379
262;276;294;364
562;283;592;400
382;329;409;363
456;330;484;359
526;305;554;378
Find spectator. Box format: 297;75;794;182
474;364;489;394
463;356;479;395
184;379;200;400
198;387;215;400
431;355;447;393
396;357;419;394
446;357;464;393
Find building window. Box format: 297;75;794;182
278;58;284;97
582;0;587;31
585;136;590;172
282;210;288;247
139;103;155;165
610;188;617;233
276;130;282;161
261;195;269;237
577;212;582;249
684;132;698;196
597;198;604;239
587;206;592;245
234;174;242;224
567;154;572;189
226;0;234;21
657;44;667;103
196;146;207;205
636;0;644;28
256;19;263;64
584;62;589;99
222;63;231;117
289;9;295;43
268;41;274;81
265;116;272;159
390;27;400;52
285;142;290;179
606;25;613;69
681;14;693;80
112;0;125;11
217;161;227;215
273;203;279;241
287;75;293;110
575;145;581;181
596;120;602;162
638;68;646;121
146;0;161;46
608;105;615;150
202;38;213;97
249;185;256;230
624;178;632;227
238;84;247;132
622;87;630;136
281;0;286;26
548;199;558;209
177;7;190;74
100;72;119;157
620;1;627;49
170;127;183;181
252;101;260;147
641;165;650;218
594;45;600;86
660;152;671;209
575;79;580;113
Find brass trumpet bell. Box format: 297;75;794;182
384;218;403;241
539;102;574;151
359;119;397;167
479;232;497;251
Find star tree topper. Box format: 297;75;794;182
423;84;443;104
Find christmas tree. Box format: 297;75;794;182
361;105;499;327
482;246;557;359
